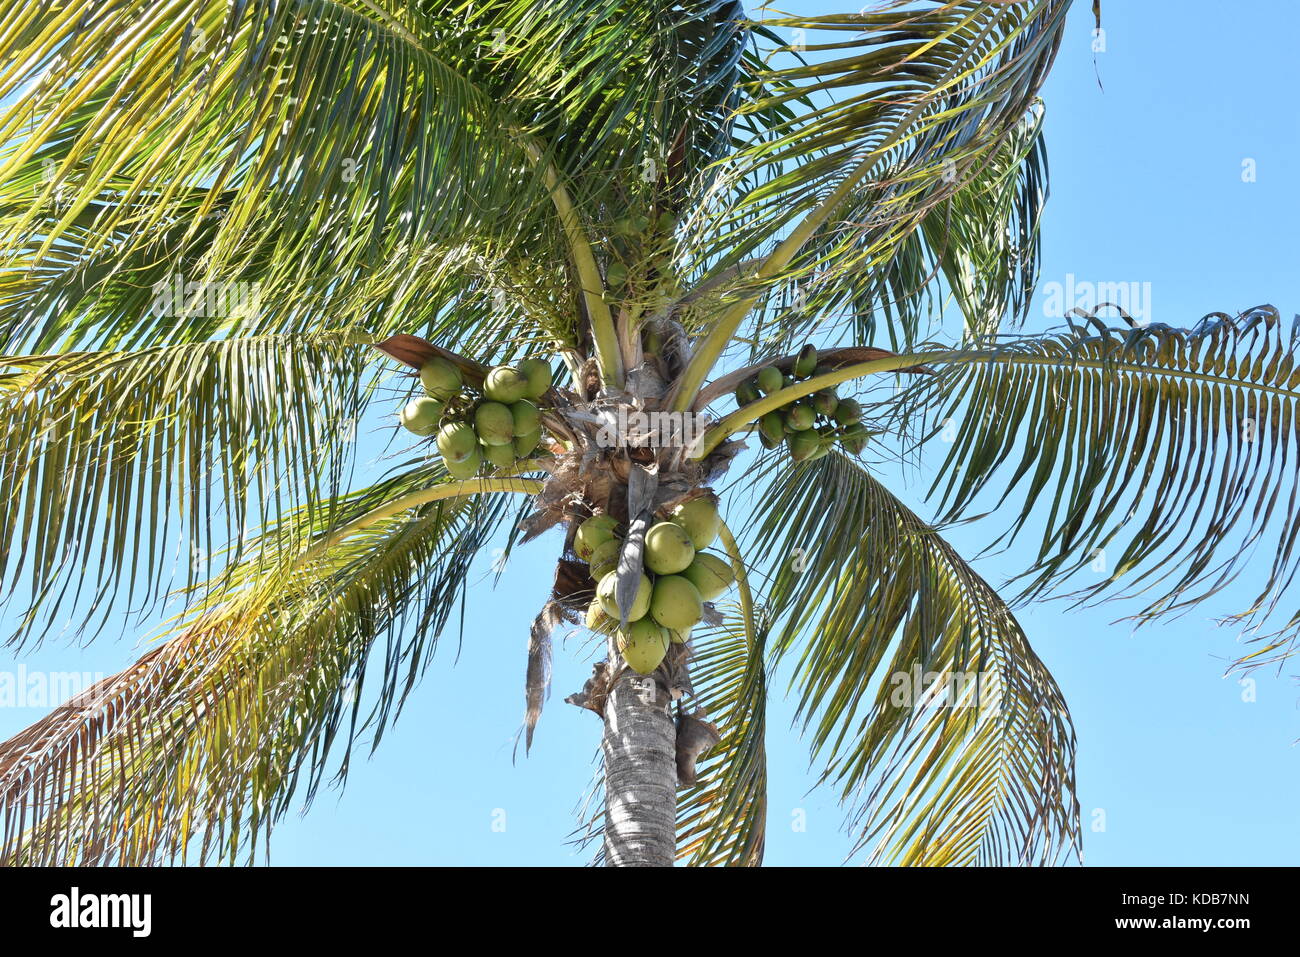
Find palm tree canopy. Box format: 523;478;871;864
0;0;1289;867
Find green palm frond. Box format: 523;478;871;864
740;452;1078;865
671;0;1070;408
0;1;538;341
0;464;527;865
920;104;1047;342
675;526;767;865
0;331;372;645
0;1;765;355
747;104;1047;356
901;305;1300;660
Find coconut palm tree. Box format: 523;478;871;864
0;0;1291;867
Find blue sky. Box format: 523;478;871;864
2;0;1298;866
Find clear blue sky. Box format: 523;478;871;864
2;0;1298;866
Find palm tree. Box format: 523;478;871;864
0;0;1289;867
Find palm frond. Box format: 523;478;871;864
740;452;1078;865
675;583;767;865
901;305;1300;663
0;463;522;865
671;0;1070;407
0;330;372;645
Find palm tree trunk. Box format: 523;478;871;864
602;670;676;866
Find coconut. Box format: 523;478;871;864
786;403;815;431
682;553;734;601
474;401;515;446
597;569;652;622
445;445;482;479
756;365;783;395
649;575;703;630
588;538;622;579
811;389;839;417
419;358;462;399
735;378;761;406
484;366;529;403
436;422;478;463
758;412;785;445
575;514;619;560
793;343;818;378
839;422;870;454
514;429;542;458
618;619;670;675
758;430;781;450
482;441;517;469
399;397;443;436
510;400;540;436
516;358;553;398
833;397;863;426
644;521;695;575
787;430;820;463
668;626;691;645
669;497;721;549
586;600;616;635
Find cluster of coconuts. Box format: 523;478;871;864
398;357;554;477
574;498;736;675
735;344;869;462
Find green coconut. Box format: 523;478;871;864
575;514;620;560
483;366;529;404
644;521;695;575
682;553;734;601
735;378;761;406
618;618;671;675
482;441;517;469
811;389;839;417
669;497;721;550
589;538;622;579
787;430;821;463
436;421;478;463
474;401;515;446
833;397;863;426
649;575;703;631
516;358;553;398
514;429;543;458
839;422;870;455
586;600;617;635
509;400;540;436
597;570;653;622
419;358;463;399
668;626;691;645
445;445;482;479
793;343;818;378
399;397;443;436
758;411;785;446
786;403;815;431
756;365;783;395
758;430;782;450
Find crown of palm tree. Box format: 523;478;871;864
0;0;1288;867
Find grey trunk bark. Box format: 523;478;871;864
601;670;676;866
